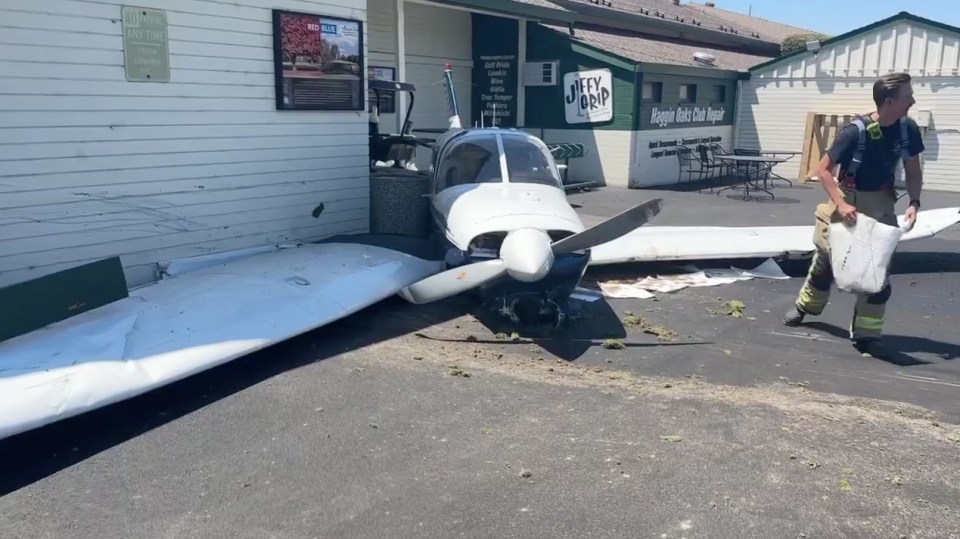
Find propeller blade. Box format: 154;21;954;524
398;259;507;304
551;198;664;256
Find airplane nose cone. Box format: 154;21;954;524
500;228;554;282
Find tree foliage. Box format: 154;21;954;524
280;13;323;59
781;33;832;56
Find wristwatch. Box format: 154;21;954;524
909;199;921;209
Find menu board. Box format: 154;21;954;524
471;14;519;127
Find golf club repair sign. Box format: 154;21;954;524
563;68;613;124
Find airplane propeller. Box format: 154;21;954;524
397;198;664;304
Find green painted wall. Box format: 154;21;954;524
637;73;737;131
524;23;635;130
472;14;520;128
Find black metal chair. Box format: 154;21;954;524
676;146;702;185
697;144;724;192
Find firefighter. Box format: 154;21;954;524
783;72;925;358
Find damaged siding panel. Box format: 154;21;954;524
0;0;369;289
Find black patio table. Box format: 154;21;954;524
715;154;790;200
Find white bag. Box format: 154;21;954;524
828;213;904;294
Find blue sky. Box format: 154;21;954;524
704;0;960;35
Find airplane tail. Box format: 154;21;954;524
442;63;462;129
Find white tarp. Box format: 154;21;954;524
598;258;790;299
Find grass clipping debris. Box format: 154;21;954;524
708;299;755;320
623;311;680;341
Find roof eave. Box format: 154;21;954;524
428;0;577;23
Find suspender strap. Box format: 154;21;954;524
845;117;868;178
900;119;910;161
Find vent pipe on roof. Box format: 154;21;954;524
693;51;716;66
705;1;715;6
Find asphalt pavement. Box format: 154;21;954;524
1;179;959;538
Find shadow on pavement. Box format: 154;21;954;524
804;322;953;366
0;296;468;496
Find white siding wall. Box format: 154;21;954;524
404;1;472;163
367;0;399;130
736;19;960;192
0;0;370;289
631;126;734;188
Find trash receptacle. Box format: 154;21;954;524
369;168;431;238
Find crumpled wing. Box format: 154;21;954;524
588;207;960;266
0;242;445;441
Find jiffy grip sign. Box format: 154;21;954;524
563;69;613;124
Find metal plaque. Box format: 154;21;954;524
121;6;170;82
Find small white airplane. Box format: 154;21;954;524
2;64;958;442
391;64;664;326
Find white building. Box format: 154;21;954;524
735;11;960;193
1;0;376;290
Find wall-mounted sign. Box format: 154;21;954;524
472;14;519;128
648;105;727;129
631;127;733;187
368;65;396;114
272;9;365;111
121;7;170;82
563;68;613;125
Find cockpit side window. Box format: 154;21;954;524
436;136;503;191
501;135;563;188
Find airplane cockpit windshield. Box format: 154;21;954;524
501;134;563;188
434;130;563;192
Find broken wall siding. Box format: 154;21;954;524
0;0;369;289
736;18;960;192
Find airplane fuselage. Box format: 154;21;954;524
425;129;592;325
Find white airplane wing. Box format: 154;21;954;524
588;207;960;266
0;240;445;441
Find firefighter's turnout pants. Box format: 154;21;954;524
795;187;898;341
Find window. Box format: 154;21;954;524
679;83;697;103
643;81;663;102
434;131;563;191
435;133;504;191
713;84;726;102
501;134;563;188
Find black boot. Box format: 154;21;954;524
783;306;806;327
854;338;890;359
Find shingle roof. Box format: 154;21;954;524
542;22;772;70
556;0;771;42
513;0;573;10
685;2;823;42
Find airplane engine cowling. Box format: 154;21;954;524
500;228;554;283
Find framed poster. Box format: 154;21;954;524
368;65;396;114
272;9;365;111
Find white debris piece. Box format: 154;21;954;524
598;258;790;299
